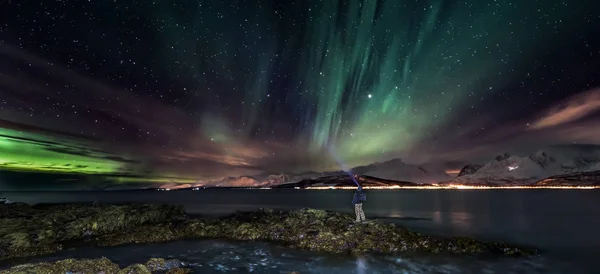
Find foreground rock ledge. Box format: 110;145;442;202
0;203;537;261
3;257;192;274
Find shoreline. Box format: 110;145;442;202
2;185;598;193
2;257;194;274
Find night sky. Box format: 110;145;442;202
1;0;599;187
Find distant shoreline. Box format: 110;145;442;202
3;185;599;192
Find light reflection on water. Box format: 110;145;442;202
4;189;600;273
355;257;368;274
432;210;442;224
388;208;403;218
0;240;573;274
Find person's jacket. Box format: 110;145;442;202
352;188;366;204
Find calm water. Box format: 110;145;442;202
3;189;600;273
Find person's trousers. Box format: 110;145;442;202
354;203;366;222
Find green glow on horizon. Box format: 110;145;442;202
0;128;123;174
2;0;591;188
113;176;199;184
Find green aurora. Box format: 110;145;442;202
0;0;598;187
296;0;584;163
0;128;121;174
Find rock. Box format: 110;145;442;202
0;203;538;261
118;263;152;274
145;257;186;272
0;202;186;260
457;164;483;177
2;257;192;274
529;151;556;168
495;153;511;162
1;257;121;274
166;268;193;274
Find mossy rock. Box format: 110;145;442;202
118;263;152;274
2;257;120;274
0;203;187;260
3;257;192;274
0;203;538;260
145;257;186;272
166;268;192;274
93;224;182;247
231;222;268;240
182;219;223;238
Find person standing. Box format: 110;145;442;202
352;184;366;223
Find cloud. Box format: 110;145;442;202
530;89;600;130
0;44;280;179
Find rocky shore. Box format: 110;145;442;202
3;257;192;274
1;202;537;264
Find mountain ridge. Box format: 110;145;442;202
453;144;600;185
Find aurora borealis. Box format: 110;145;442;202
1;0;599;188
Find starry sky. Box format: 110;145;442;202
1;0;599;188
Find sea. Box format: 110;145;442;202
2;189;600;274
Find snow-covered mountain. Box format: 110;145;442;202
350;158;452;184
454;144;600;185
161;145;600;188
534;170;600;187
191;158;451;188
457;164;483;177
200;176;262;187
276;174;422;189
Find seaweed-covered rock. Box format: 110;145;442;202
93;223;183;247
0;203;537;261
145;258;186;272
1;257;120;274
2;257;192;274
179;208;536;256
166;268;192;274
118;263;152;274
0;202;186;260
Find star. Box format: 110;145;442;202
0;0;597;187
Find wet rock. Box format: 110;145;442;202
166;268;192;274
145;257;186;271
118;263;152;274
0;203;186;260
0;203;538;261
2;257;192;274
1;257;120;274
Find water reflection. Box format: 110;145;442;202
432;210;442;224
388;208;403;218
450;212;473;231
356;257;368;274
514;197;530;231
5;189;600;254
3;240;572;274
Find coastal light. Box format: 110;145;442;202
302;185;598;190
